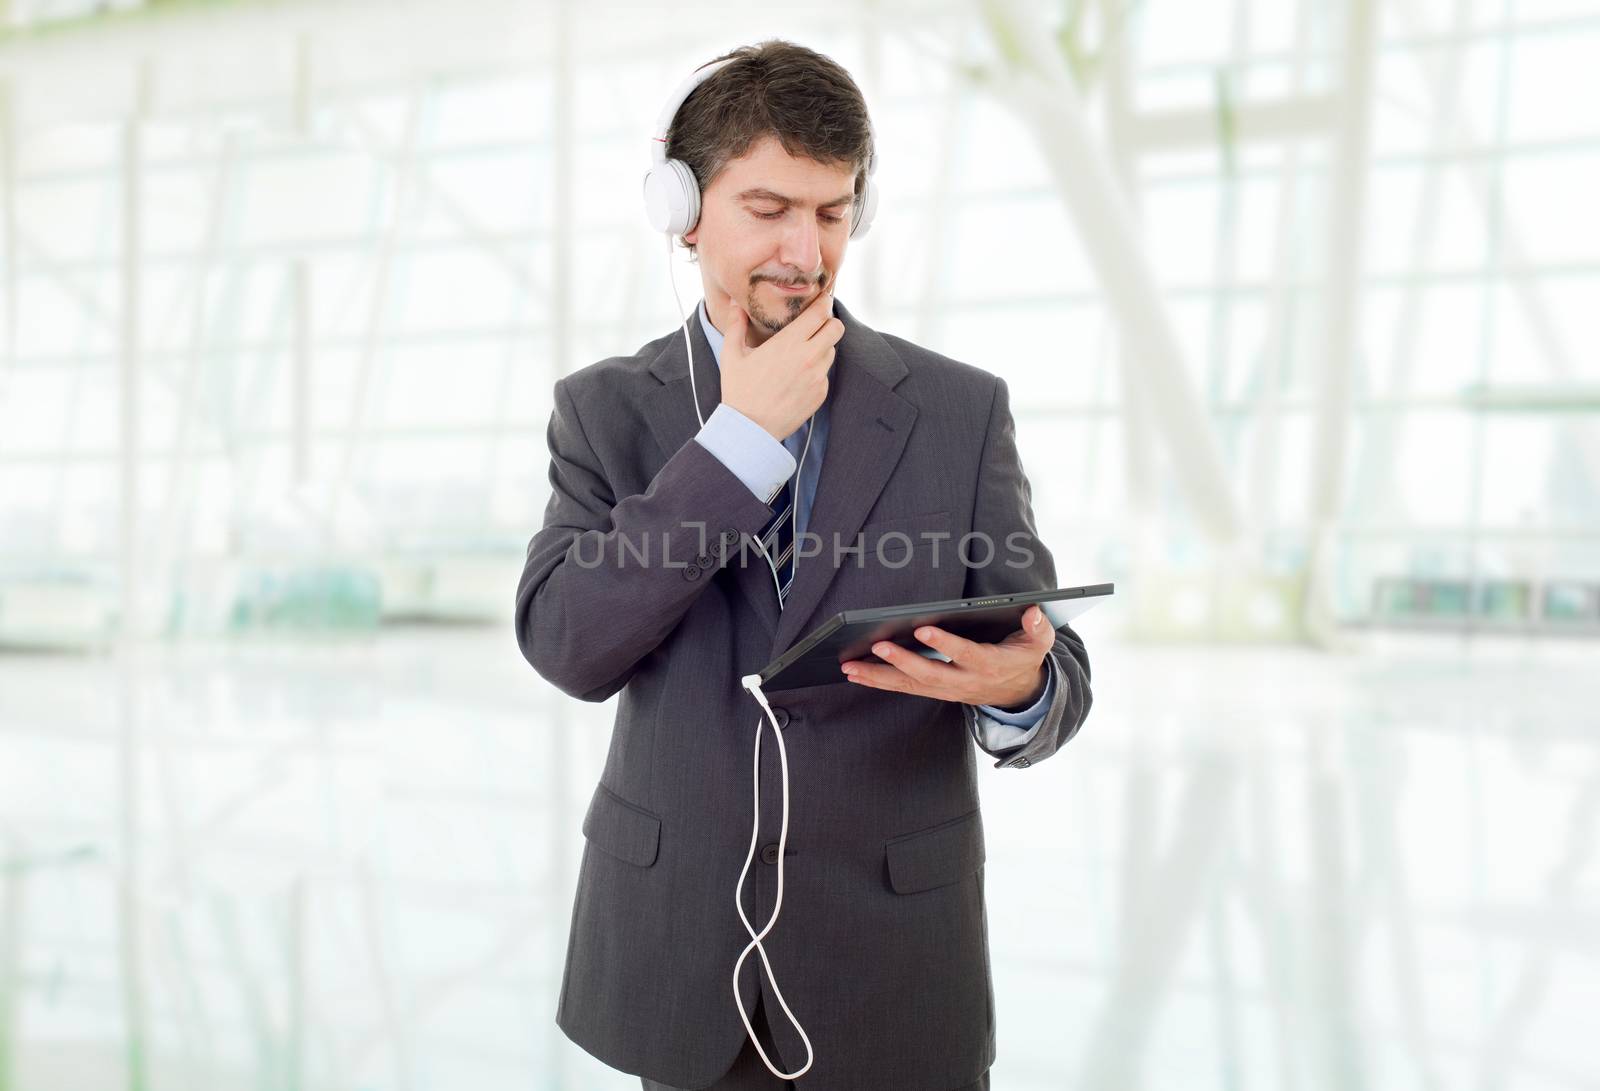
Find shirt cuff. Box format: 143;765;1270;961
692;403;796;503
970;658;1058;751
977;658;1055;726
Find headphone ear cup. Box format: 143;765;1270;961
643;158;702;236
850;176;880;240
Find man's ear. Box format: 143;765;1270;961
683;224;698;246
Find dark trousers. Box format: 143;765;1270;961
639;993;991;1091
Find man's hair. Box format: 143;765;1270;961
666;39;875;259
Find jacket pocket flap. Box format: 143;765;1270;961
884;808;985;894
582;784;661;867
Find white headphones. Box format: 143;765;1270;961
642;56;880;241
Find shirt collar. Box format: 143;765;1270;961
697;299;726;367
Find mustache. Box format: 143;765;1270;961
753;274;826;289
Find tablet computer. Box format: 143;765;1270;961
752;583;1114;692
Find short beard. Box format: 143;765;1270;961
747;274;827;334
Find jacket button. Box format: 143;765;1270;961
721;528;741;546
696;553;714;569
760;843;780;865
772;707;790;729
682;565;702;582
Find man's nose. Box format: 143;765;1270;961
778;214;821;273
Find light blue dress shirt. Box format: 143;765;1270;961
688;298;1055;753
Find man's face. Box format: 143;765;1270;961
684;134;857;345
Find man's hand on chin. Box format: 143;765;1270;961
838;604;1053;708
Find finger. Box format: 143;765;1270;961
840;660;913;693
1001;605;1053;650
869;639;953;688
912;624;990;668
723;293;748;353
771;285;835;345
796;286;836;336
1027;605;1055;648
808;315;846;348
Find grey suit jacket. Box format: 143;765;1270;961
515;298;1093;1090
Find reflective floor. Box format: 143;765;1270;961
0;627;1595;1090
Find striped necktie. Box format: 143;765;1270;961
758;479;797;608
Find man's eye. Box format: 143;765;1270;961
752;210;847;223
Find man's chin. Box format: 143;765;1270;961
745;301;789;334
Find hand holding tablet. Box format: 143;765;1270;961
752;583;1113;693
840;602;1059;707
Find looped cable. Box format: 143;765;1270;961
733;674;814;1080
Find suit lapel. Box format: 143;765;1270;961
769;302;917;656
638;299;917;657
643;310;720;458
642;308;787;640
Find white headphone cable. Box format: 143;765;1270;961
733;673;815;1079
667;235;817;1079
669;235;711;431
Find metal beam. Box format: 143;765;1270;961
1343;0;1476;545
0;76;14;403
290;32;312;489
0;836;18;1091
1304;0;1380;643
976;0;1246;542
1097;0;1159;561
1461;384;1600;412
1389;0;1600;506
152;132;240;617
319;90;427;549
547;3;576;1086
910;48;963;347
116;58;153;1091
343;112;547;300
1245;0;1320;533
1127;94;1339;153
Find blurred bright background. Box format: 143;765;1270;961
1;0;1597;1088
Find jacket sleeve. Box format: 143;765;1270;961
960;375;1095;769
515;376;781;702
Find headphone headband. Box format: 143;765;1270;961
649;58;736;166
642;55;880;239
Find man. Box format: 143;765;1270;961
516;40;1093;1091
